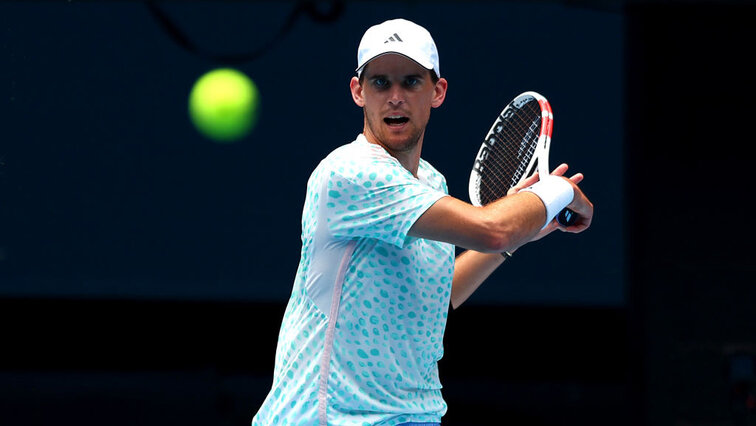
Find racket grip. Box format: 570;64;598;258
556;208;577;226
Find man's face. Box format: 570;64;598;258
350;54;447;155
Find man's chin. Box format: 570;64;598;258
365;120;422;152
381;132;420;151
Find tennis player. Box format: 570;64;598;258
252;18;593;425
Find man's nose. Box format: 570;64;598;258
387;86;405;106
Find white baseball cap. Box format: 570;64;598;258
355;18;440;78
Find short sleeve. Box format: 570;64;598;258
321;166;446;248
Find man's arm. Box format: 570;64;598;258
408;191;547;253
449;250;506;309
409;164;593;308
408;164;591;253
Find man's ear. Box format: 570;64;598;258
431;77;448;108
350;76;365;107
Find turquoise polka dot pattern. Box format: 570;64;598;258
253;134;454;426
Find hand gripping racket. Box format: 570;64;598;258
468;91;576;226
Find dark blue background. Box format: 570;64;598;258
1;1;624;307
4;2;754;426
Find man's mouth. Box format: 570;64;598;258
384;115;409;126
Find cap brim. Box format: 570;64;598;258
355;51;435;75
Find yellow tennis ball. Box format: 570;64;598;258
188;68;260;142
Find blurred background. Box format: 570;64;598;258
0;1;753;425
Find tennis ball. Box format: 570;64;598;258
188;68;260;142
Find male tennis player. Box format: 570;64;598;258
252;18;593;425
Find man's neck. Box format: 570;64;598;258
362;133;423;178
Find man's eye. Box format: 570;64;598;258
404;77;419;87
373;78;388;88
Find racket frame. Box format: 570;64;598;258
537;96;578;226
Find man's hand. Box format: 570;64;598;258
509;163;591;242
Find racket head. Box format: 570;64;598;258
469;91;551;206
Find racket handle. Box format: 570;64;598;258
556;208;577;226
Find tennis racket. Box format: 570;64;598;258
468;91;576;226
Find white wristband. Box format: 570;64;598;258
519;175;574;229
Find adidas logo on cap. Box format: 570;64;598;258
384;33;403;43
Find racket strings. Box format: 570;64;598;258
478;100;542;204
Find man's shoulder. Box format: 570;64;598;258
318;135;397;177
418;157;447;192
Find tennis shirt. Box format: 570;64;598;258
252;134;455;425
